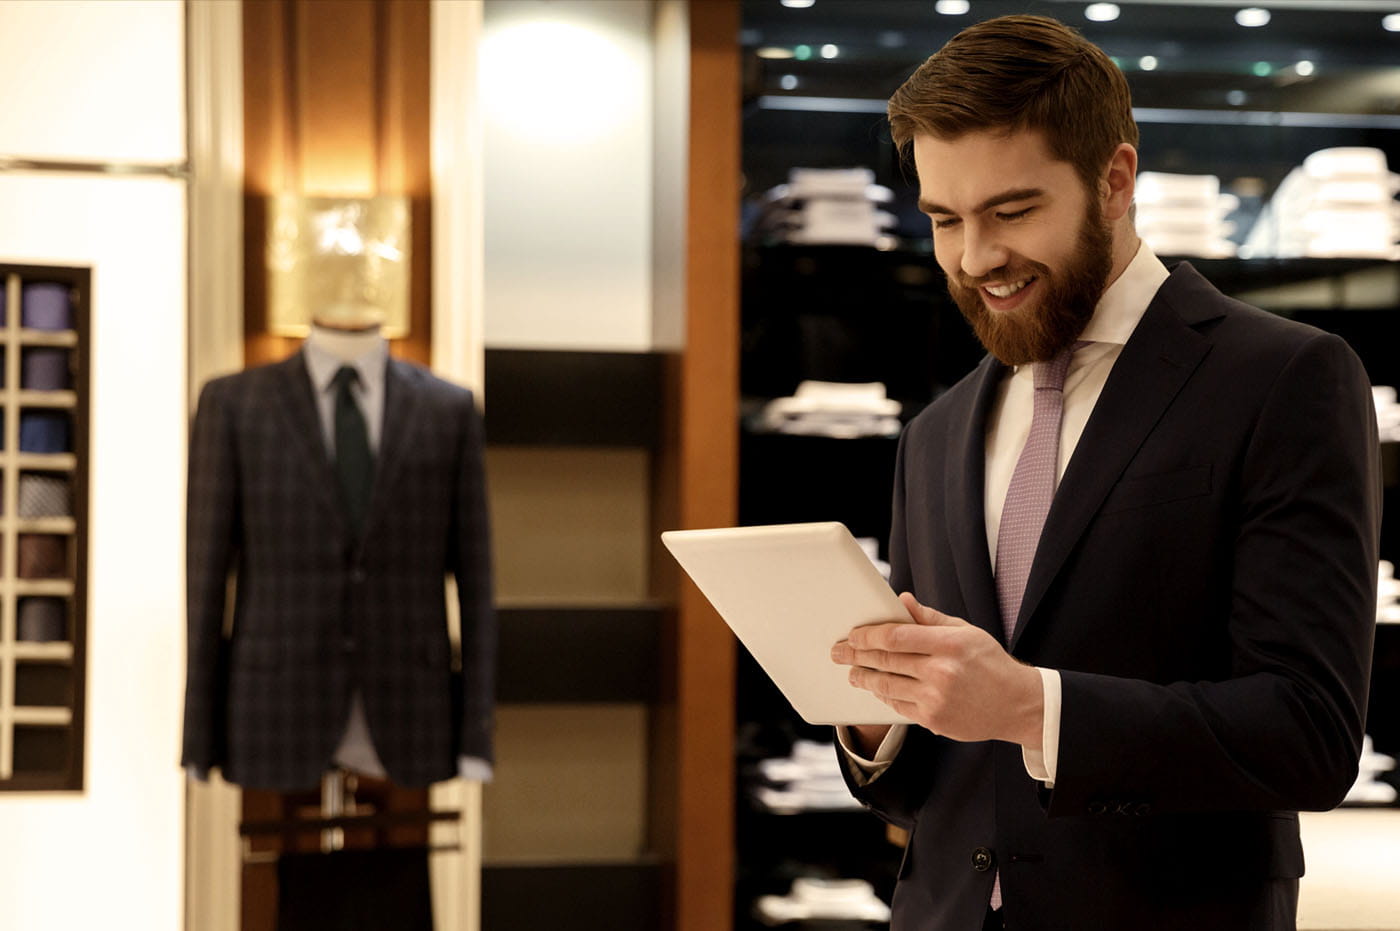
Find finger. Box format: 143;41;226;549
899;592;968;627
842;645;928;679
848;666;919;703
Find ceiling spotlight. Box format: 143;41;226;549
1227;89;1248;106
756;47;796;60
935;0;971;14
794;44;813;60
1295;60;1315;77
1139;55;1159;71
780;0;816;8
1235;7;1271;27
1085;3;1121;22
1384;13;1400;32
1252;61;1273;77
820;43;839;59
780;74;799;90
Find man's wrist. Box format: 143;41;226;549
1009;663;1045;750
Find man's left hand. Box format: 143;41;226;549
831;592;1044;748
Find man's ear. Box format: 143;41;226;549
1100;143;1138;222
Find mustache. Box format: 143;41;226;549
954;260;1052;291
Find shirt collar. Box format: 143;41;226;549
303;329;389;394
1079;240;1169;346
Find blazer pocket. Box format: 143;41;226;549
1101;464;1212;515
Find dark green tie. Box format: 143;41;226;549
332;365;374;537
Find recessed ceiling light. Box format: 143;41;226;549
1139;55;1159;71
794;44;813;60
1384;13;1400;32
1085;3;1121;22
780;0;816;8
757;47;796;60
1227;89;1248;106
1235;7;1271;27
1295;60;1315;77
780;74;799;90
820;43;839;59
935;0;971;14
1252;61;1273;77
878;31;907;48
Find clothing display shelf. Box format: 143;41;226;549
0;263;90;793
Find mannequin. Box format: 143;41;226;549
182;301;496;791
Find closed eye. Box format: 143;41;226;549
996;207;1034;222
931;216;961;231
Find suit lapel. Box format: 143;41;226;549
362;358;423;540
945;355;1007;640
1009;265;1219;649
273;352;348;533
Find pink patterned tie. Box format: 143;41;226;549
995;342;1081;643
989;341;1083;913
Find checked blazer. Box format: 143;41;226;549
181;351;495;791
845;264;1380;930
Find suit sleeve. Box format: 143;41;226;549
840;426;944;827
1051;331;1380;815
181;378;241;771
452;390;497;763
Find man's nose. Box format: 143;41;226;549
960;224;1010;280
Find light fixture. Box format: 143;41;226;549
1384;12;1400;31
1085;3;1121;23
266;194;411;337
878;30;907;47
757;47;796;59
794;44;813;60
1295;60;1315;77
1139;55;1159;71
1226;89;1248;106
820;43;839;59
935;0;971;14
780;74;799;90
780;0;816;8
1235;7;1271;27
1252;61;1273;77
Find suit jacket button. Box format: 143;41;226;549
971;847;994;872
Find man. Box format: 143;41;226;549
829;15;1379;931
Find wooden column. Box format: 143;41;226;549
674;2;741;928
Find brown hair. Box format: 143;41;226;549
887;15;1138;191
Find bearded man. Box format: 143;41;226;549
829;15;1379;931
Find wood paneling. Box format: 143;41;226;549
243;0;431;368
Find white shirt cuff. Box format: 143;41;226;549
1021;667;1061;786
836;724;909;786
458;755;493;782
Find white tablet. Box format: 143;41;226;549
661;522;914;725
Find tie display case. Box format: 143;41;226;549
0;263;89;792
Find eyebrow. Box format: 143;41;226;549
918;187;1046;217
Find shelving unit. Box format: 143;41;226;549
0;263;89;793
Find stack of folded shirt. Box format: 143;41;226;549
1373;386;1400;443
1241;147;1400;259
750;167;898;247
1376;560;1400;625
752;738;862;814
755;877;892;926
1344;734;1398;805
1134;172;1239;258
758;380;902;439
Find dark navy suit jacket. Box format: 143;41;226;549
846;264;1380;930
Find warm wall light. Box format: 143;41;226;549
265;194;411;337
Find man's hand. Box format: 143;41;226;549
831;592;1044;749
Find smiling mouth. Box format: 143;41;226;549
983;277;1036;298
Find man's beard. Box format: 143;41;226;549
947;201;1114;366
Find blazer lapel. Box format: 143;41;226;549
273;352;348;533
1009;265;1221;649
945;354;1007;639
361;358;423;540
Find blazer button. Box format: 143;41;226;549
971;847;994;872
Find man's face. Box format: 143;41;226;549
914;129;1113;365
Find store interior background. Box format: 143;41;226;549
0;0;1396;929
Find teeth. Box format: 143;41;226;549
985;278;1032;298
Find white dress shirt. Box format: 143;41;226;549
840;244;1170;787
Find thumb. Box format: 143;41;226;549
899;591;967;627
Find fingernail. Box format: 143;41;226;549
830;643;850;663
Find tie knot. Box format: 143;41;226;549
332;365;360;393
1031;340;1091;392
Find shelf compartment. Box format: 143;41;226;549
496;604;662;703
